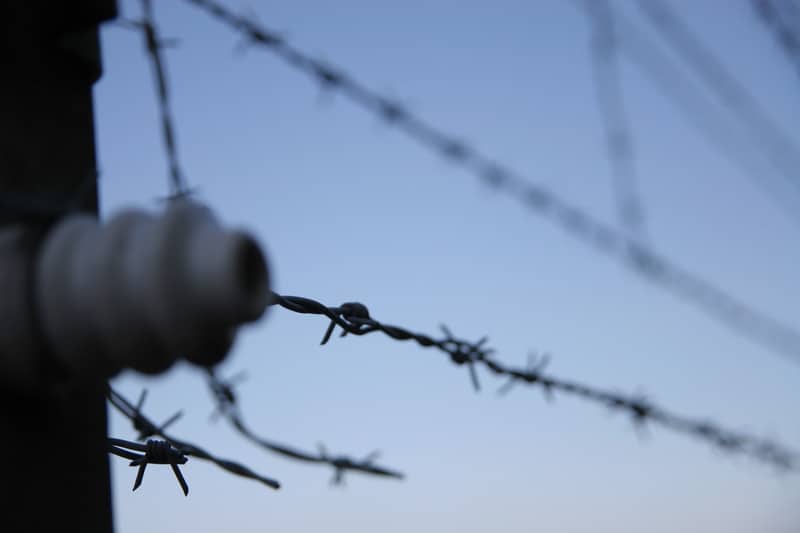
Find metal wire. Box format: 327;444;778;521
207;369;405;486
182;0;800;366
574;0;800;227
107;0;800;480
107;386;281;491
586;0;649;244
753;0;800;81
635;0;800;198
270;290;800;471
127;0;192;198
271;293;488;390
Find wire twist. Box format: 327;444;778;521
120;0;192;198
271;293;491;390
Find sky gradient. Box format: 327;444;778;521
97;1;800;531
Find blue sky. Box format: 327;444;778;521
98;1;800;531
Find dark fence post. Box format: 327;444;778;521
0;2;117;531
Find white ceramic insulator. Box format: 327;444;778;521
34;201;270;377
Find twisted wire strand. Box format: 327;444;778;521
483;357;798;470
271;291;800;471
635;0;800;196
271;293;488;390
206;370;404;485
573;0;800;226
135;0;191;198
753;0;800;81
107;386;281;490
182;0;800;366
587;0;649;244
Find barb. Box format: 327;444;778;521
496;350;552;398
587;0;648;244
107;386;281;491
121;0;191;198
753;0;800;81
636;0;800;197
207;369;247;421
183;0;800;366
271;290;800;471
109;437;189;495
206;369;405;485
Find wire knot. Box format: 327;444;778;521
139;439;188;465
339;302;371;321
321;302;373;344
109;436;190;496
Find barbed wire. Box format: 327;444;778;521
110;0;800;479
485;355;798;470
270;293;489;391
107;385;282;491
586;0;649;244
573;0;800;227
635;0;800;196
753;0;800;81
206;369;405;486
181;0;800;366
269;290;800;471
118;0;191;198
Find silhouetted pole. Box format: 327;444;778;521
0;2;117;531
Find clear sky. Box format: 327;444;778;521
97;1;800;532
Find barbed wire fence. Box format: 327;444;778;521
104;0;800;502
265;292;799;471
180;0;800;366
107;286;800;493
107;286;800;494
